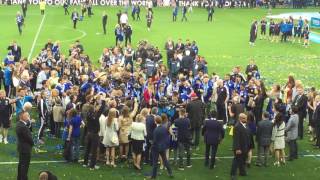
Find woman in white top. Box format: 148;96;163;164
271;113;286;167
130;114;147;170
102;108;119;167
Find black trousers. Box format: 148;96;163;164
49;113;55;135
83;132;99;168
73;20;77;29
38;116;46;140
217;103;227;123
22;8;27;17
54;122;62;138
102;23;106;34
144;139;153;165
137;13;140;20
125;35;131;46
178;142;191;167
281;32;288;42
288;139;298;159
298;114;304;139
208;13;213;21
191;127;200;147
205;144;218;168
88;7;92;17
173;15;177;22
18;23;23;35
181;14;187;22
41;10;44;15
132;12;135;20
17;152;31;180
5;85;11;97
151;148;172;178
230;152;247;176
64;8;69;15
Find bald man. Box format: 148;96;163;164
230;113;250;180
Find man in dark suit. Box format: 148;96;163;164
102;11;108;35
7;41;22;62
180;50;193;75
186;92;205;149
202;111;224;169
230;113;249;179
16;111;34;180
124;24;132;47
256;112;273;167
21;0;27;18
146;116;173;179
174;108;192;170
292;86;308;139
216;79;228;124
145;107;157;165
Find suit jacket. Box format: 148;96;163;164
174;117;191;143
16;121;34;154
146;115;156;141
7;45;21;62
233;122;249;153
202;119;225;145
285;114;299;140
153;125;170;152
186;99;205;128
180;55;193;71
256;119;273;146
292;94;308;118
313;104;320;127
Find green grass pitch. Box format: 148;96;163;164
0;5;320;180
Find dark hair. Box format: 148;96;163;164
161;113;168;124
291;106;299;114
155;115;162;124
151;107;158;115
262;111;270;119
274;113;283;127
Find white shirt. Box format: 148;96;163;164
120;13;128;24
130;122;147;141
36;70;47;89
99;114;107;137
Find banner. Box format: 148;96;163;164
311;17;320;28
9;0;248;7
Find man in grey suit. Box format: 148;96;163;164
255;112;273;167
286;106;299;161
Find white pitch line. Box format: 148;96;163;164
0;154;319;165
27;15;46;62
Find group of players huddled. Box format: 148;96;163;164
260;16;310;47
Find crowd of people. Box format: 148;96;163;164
1;39;319;179
249;16;310;47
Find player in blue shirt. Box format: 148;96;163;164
173;5;178;22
